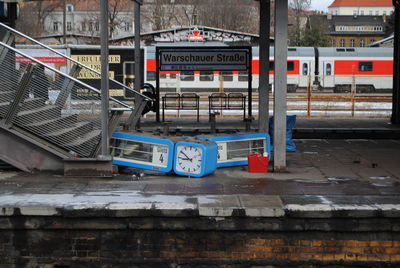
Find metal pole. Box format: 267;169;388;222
273;0;288;171
248;47;253;119
156;47;160;122
392;0;400;124
100;0;110;157
63;0;67;44
134;1;141;95
258;0;271;132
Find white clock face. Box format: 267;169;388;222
176;145;203;175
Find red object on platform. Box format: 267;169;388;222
247;153;269;173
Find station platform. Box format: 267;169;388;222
1;119;400;266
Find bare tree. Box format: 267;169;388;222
16;1;63;37
289;0;311;46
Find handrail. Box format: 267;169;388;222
0;41;133;110
0;22;152;102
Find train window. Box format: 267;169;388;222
268;61;294;71
180;71;194;81
238;71;248;81
200;71;214;81
147;71;156;81
219;71;233;81
302;63;308;75
326;63;332;76
170;73;177;79
359;62;373;72
269;61;274;70
160;73;167;79
287;61;294;71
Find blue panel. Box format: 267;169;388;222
111;132;174;173
196;133;271;168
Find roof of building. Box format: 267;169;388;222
328;0;393;8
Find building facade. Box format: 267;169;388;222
328;0;394;16
326;15;386;47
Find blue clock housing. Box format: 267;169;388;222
173;140;218;178
196;132;271;168
111;132;175;173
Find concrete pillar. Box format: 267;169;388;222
273;0;288;171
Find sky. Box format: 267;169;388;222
310;0;333;12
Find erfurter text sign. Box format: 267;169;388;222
159;48;249;71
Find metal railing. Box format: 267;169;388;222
0;41;126;157
0;22;152;102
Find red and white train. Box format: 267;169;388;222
145;46;393;93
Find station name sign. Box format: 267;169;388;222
159;48;249;71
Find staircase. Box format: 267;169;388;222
0;24;151;174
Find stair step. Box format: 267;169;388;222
24;114;78;134
0;91;15;103
62;130;101;157
16;105;61;125
21;98;46;111
0;101;9;116
43;121;94;143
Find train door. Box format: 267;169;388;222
299;60;311;89
322;61;335;89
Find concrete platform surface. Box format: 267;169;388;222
0;139;400;218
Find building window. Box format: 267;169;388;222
89;22;93;31
332;39;336;47
376;11;379;15
369;10;373;15
370;39;375;44
180;71;194;81
360;10;364;15
353;10;357;16
95;22;99;32
67;22;72;31
340;39;345;47
124;22;132;32
219;71;233;81
350;39;355;47
53;22;59;32
81;22;86;31
66;4;73;12
383;11;387;16
199;71;214;81
360;39;365;47
359;62;373;72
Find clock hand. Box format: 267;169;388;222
180;151;192;161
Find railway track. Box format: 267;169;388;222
148;92;393;119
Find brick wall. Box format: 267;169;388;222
0;216;399;267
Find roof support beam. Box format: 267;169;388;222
258;0;271;133
100;0;110;158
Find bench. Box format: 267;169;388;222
208;92;246;120
162;93;200;122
